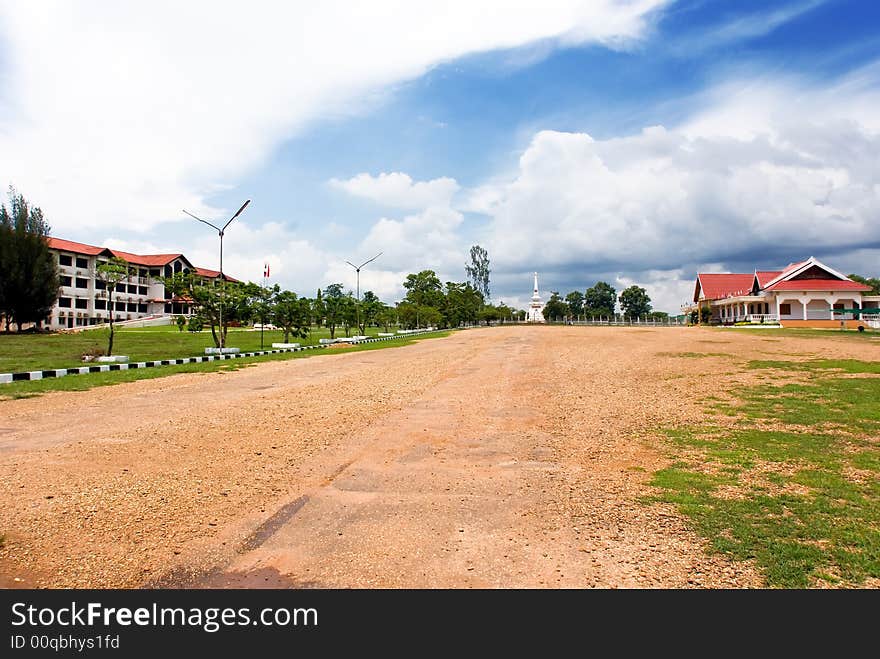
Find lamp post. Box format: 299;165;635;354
183;199;250;349
345;252;382;335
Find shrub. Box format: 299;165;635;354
187;315;204;333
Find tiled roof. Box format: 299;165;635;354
765;279;871;292
47;237;109;256
194;266;239;283
109;250;183;267
755;271;782;287
696;273;755;300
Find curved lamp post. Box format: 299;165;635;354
182;199;250;349
345;252;382;334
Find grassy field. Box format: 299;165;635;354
650;357;880;587
0;324;397;373
0;331;450;400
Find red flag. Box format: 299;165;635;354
263;263;270;278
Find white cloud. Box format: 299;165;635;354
0;1;666;233
329;172;459;209
475;66;880;311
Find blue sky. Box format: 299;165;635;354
1;1;879;311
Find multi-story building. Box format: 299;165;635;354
47;237;238;330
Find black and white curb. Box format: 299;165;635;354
0;329;443;385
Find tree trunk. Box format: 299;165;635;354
329;323;336;339
210;321;219;348
283;328;290;343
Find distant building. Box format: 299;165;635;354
527;272;544;323
46;237;238;330
692;256;879;328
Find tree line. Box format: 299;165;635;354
541;281;665;321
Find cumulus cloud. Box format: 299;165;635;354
329;172;459;209
475;65;880;311
0;1;665;233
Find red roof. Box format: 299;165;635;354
194;266;239;283
47;237;109;256
765;279;871;292
696;273;755;300
755;271;782;287
109;249;183;267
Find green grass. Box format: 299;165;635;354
712;326;879;341
649;357;880;588
0;331;450;400
0;324;399;373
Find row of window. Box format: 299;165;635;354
57;255;161;279
57;298;148;313
59;277;150;295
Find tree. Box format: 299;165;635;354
584;281;616;317
478;305;501;326
849;274;880;295
403;270;445;309
565;291;585;317
176;315;187;332
312;288;325;327
272;290;311;343
323;283;348;339
496;302;513;323
465;245;491;301
0;187;59;331
443;281;482;327
619;285;652;318
164;274;259;347
96;257;129;356
376;305;397;332
542;291;569;322
360;290;382;333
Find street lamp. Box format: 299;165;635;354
183;199;251;349
345;252;382;335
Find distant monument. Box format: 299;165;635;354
527;272;544;323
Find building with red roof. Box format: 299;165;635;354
45;236;242;330
692;257;878;328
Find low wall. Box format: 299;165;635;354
779;319;867;329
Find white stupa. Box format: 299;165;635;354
527;272;544;323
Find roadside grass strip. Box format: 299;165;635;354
649;358;880;587
0;330;450;399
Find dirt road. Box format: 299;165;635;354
2;326;875;588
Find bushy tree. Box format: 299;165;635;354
272;290;311;343
323;283;353;339
164;273;259;347
565;290;585;316
176;314;187;332
0;187;59;331
403;270;445;308
542;291;569;322
443;281;483;327
360;290;382;333
376;305;397;332
584;281;616;317
619;285;652;318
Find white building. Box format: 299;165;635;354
693;256;879;328
46;237;237;330
527;272;544;323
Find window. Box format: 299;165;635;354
127;302;138;312
59;255;72;266
75;257;88;269
138;286;148;295
94;300;106;310
139;268;148;278
95;280;106;290
150;269;160;277
75;278;88;288
780;303;791;315
58;297;72;308
138;303;147;313
115;301;127;311
60;276;72;287
75;299;88;309
128;284;138;294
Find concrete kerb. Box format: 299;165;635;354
0;328;445;384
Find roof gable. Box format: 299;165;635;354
47;237;113;256
763;257;850;288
